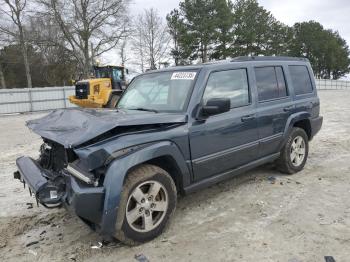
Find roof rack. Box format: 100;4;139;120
230;56;309;62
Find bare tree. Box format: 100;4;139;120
0;33;7;89
0;53;6;88
0;0;32;88
132;24;146;72
0;64;5;89
119;37;129;66
132;8;171;71
38;0;131;77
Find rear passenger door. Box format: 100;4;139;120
190;68;259;181
254;65;294;157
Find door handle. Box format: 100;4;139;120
241;115;255;122
283;106;294;112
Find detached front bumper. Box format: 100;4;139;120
15;156;105;225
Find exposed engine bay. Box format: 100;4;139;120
15;140;100;208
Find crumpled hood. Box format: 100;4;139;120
27;108;187;148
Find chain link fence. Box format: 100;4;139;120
0;79;349;114
315;79;350;90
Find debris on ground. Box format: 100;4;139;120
40;230;46;236
135;253;149;262
25;240;39;247
68;254;76;261
28;249;37;256
324;256;336;262
0;240;7;248
91;242;103;249
267;176;276;184
26;203;33;209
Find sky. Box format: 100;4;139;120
130;0;350;43
104;0;350;70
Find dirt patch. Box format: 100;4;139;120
1;90;350;261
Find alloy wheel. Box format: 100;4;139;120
126;180;168;233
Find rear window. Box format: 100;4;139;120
255;66;288;101
289;65;313;95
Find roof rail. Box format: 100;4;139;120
230;56;309;62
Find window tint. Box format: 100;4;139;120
275;67;287;97
289;65;313;95
255;66;288;101
203;69;249;108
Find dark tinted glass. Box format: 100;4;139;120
203;69;250;108
255;67;279;101
289;65;313;95
255;66;288;101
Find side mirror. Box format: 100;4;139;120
201;98;230;117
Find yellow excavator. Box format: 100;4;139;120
69;65;128;108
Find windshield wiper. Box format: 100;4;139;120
129;107;158;113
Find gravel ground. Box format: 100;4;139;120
0;90;350;262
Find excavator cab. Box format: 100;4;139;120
94;65;127;90
69;65;127;108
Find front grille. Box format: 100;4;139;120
75;82;89;99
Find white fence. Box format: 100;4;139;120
0;79;349;114
0;86;76;114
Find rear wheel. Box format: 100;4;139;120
277;127;309;174
114;165;177;245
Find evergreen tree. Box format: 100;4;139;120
211;0;234;60
166;9;191;65
232;0;288;56
289;21;350;79
178;0;218;63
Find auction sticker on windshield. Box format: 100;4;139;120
171;72;197;80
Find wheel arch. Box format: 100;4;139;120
293;119;312;140
279;112;311;150
99;141;191;237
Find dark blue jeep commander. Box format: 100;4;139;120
15;56;323;244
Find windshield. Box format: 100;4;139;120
117;71;197;112
94;67;124;80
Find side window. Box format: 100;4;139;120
289;65;313;95
203;69;249;109
255;66;288;101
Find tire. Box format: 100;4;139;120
114;164;177;245
105;94;120;108
276;127;309;174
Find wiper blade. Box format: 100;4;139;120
129;107;158;113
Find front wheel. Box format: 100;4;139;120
276;127;309;174
114;165;177;245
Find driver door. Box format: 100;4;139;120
189;68;259;181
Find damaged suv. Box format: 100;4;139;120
15;56;323;244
